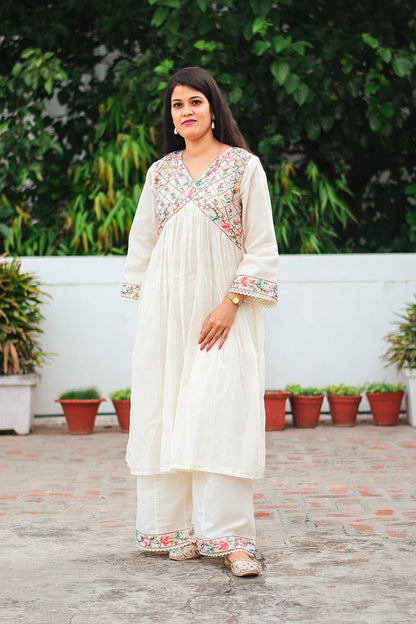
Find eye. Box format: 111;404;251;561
192;99;202;105
172;102;182;108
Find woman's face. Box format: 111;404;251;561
171;84;213;142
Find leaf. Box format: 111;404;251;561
405;184;416;196
21;47;37;59
378;48;392;63
292;40;312;55
44;77;53;95
362;33;379;49
392;55;412;77
368;112;383;132
284;73;300;95
228;86;242;103
364;82;380;96
252;18;270;35
272;35;291;54
196;0;210;10
293;83;310;106
271;61;290;85
151;7;169;28
11;62;23;77
252;41;271;56
0;223;12;239
380;102;394;119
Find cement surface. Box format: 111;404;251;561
1;418;415;624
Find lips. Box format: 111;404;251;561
182;120;196;126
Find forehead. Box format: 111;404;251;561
171;84;206;101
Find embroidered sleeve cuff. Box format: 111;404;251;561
121;283;141;302
229;275;278;307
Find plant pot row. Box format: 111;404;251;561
264;389;405;430
55;395;131;435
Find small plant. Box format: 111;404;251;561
326;384;363;396
286;384;324;396
59;387;101;400
0;256;51;374
366;382;405;394
383;296;416;371
110;388;131;401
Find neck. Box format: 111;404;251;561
183;132;221;158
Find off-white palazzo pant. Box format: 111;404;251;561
136;471;256;556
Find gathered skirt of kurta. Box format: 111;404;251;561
123;148;278;480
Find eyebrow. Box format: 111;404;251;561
171;95;204;102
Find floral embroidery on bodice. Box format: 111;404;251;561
152;148;252;249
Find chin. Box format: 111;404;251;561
181;127;211;141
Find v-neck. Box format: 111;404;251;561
179;147;233;184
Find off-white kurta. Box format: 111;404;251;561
122;147;278;480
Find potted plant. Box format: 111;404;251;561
286;385;324;428
365;382;405;426
55;387;105;434
264;389;290;430
325;384;363;427
383;295;416;426
0;257;51;434
110;388;131;432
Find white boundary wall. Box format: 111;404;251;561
18;254;416;416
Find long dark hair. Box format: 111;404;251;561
161;67;250;155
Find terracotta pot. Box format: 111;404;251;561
366;391;404;426
327;395;362;427
112;399;130;432
290;395;324;428
55;399;106;434
264;391;290;430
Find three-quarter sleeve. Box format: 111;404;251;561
122;166;158;302
228;157;279;307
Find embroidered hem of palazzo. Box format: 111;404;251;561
123;147;279;480
136;529;256;557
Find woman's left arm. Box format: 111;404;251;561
228;157;279;307
199;157;278;351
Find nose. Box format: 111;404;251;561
182;102;193;116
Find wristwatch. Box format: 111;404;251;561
225;294;241;307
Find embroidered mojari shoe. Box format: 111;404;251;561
224;555;261;577
169;544;201;560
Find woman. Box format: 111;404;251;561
122;67;278;577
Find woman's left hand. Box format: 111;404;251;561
199;299;239;351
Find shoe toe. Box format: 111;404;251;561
169;544;200;560
224;556;260;576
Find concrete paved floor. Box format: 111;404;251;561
1;417;415;624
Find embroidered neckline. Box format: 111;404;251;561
154;148;252;249
177;147;235;184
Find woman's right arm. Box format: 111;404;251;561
121;167;158;302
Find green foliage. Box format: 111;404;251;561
67;101;156;254
59;387;101;400
1;1;416;254
366;382;405;394
286;385;324;396
0;257;51;374
326;384;363;396
0;49;68;256
383;296;416;371
270;160;354;253
110;388;131;401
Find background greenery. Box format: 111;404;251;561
1;0;415;255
